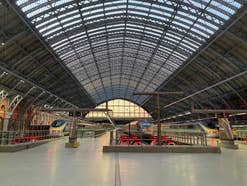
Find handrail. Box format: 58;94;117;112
0;130;58;145
113;130;207;146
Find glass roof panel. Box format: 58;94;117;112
16;0;244;104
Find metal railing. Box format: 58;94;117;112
77;129;107;138
0;130;58;145
235;130;247;143
111;129;207;146
163;131;207;146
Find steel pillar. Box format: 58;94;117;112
134;91;183;145
0;90;8;106
2;87;35;131
157;93;161;145
65;111;79;148
37;111;41;125
218;117;238;149
2;95;22;132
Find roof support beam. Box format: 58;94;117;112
132;1;181;101
160;69;247;110
191;109;247;114
4;0;95;105
119;0;129;92
102;0;113;98
0;60;77;108
75;0;108;101
152;7;247;100
139;0;214;102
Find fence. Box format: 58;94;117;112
235;130;247;143
111;129;207;146
0;117;52;132
0;130;57;145
77;129;107;138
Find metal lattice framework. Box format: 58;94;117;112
12;0;245;105
143;8;247;120
0;2;95;109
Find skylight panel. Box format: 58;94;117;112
207;8;230;21
15;0;244;104
63;20;81;28
177;11;197;21
42;26;63;37
197;18;218;30
35;17;57;28
60;14;80;24
22;0;50;12
54;0;74;7
129;9;149;16
26;5;50;18
16;0;28;6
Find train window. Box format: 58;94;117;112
51;120;65;127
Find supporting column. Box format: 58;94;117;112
1;112;11;144
218;117;238;149
2;112;11;132
133;91;184;146
2;95;22;132
110;130;113;145
0;90;8;106
2;87;35;132
157;93;161;145
65;111;79;148
37;111;41;125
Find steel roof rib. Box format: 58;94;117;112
144;11;247;119
119;0;128;96
5;0;245;115
101;0;113;99
75;0;108;101
132;1;182;103
1;1;95;108
137;0;214;103
123;0;155;99
5;0;96;107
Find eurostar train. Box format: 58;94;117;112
121;120;153;134
49;119;70;136
120;120;153;143
161;122;219;138
232;124;247;140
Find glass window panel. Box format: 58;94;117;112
86;99;151;119
16;0;244;104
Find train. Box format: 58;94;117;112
120;120;153;143
121;120;219;138
161;122;219;138
232;124;247;140
49;119;98;137
49;119;70;136
121;120;153;134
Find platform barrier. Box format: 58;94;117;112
105;130;220;153
0;130;58;145
235;130;247;143
111;130;208;146
77;129;107;138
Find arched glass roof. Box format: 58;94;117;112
15;0;244;104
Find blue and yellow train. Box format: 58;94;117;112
49;119;70;136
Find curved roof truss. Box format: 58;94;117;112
15;0;244;104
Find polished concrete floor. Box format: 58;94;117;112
0;133;247;186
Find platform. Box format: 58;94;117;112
103;145;221;153
0;139;50;152
0;133;247;186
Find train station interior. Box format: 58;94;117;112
0;0;247;186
